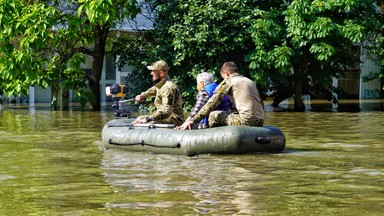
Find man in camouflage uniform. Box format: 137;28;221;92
132;60;184;126
179;61;264;130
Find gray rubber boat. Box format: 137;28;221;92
102;118;286;156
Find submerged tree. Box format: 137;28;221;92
0;0;140;110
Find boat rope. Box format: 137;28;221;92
108;139;181;149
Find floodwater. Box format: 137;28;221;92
0;101;383;215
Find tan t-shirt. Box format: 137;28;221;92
193;73;264;124
228;73;264;122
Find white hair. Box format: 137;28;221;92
196;72;214;85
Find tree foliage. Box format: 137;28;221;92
0;0;140;110
113;0;263;110
1;0;383;111
115;0;384;111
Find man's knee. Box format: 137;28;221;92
208;111;228;127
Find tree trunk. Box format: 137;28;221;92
89;58;102;110
88;25;109;111
51;82;59;111
293;76;305;111
59;83;69;110
50;82;69;110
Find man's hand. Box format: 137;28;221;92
132;119;147;125
175;117;194;130
135;93;145;102
132;116;150;125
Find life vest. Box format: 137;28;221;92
200;83;231;126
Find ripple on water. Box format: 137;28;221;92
0;175;17;181
348;168;384;176
322;142;367;149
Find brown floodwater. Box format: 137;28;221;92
0;101;383;215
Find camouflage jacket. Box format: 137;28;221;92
142;76;184;122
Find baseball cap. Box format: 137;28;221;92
147;60;169;72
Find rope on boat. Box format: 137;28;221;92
108;139;181;149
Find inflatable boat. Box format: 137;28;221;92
102;118;286;156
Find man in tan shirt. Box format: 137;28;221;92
178;61;264;130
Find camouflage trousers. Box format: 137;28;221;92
208;111;264;127
136;114;184;126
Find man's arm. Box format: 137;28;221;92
135;85;157;102
189;90;209;117
192;80;230;123
142;86;157;98
148;87;176;121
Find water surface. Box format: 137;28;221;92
0;104;383;215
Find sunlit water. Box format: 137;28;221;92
0;102;383;215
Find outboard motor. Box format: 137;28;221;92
106;84;133;118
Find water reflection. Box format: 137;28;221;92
0;104;383;215
101;150;270;214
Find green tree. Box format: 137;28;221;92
0;0;140;110
253;0;382;110
113;0;262;110
115;0;383;111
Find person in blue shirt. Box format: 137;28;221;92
176;72;231;129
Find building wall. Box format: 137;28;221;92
31;86;51;103
360;48;381;99
333;46;381;100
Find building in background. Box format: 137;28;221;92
330;46;383;110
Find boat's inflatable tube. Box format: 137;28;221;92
102;118;286;156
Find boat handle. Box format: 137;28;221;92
255;137;271;144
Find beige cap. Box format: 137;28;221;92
147;60;169;72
